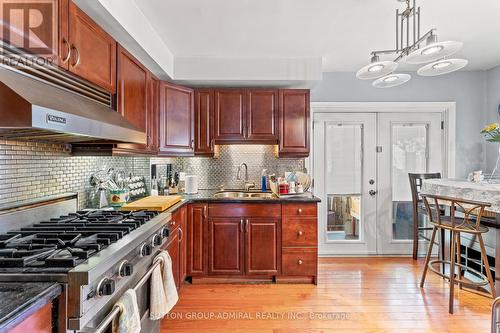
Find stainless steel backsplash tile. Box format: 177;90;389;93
151;145;305;190
0;142;304;209
0;140;149;209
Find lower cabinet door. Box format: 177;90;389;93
282;247;317;276
166;231;180;289
208;218;244;275
245;218;280;275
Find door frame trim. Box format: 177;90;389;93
309;102;456;179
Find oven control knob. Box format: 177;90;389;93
140;243;152;256
118;261;133;277
161;227;170;238
152;234;163;247
97;277;115;297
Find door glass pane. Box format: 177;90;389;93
325;123;362;241
391;124;428;240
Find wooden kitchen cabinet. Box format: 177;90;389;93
245;218;281;275
147;75;160;152
208;218;244;275
214;89;246;142
187;204;208;276
278;89;310;157
194;89;215;156
116;45;149;149
67;1;117;92
178;206;187;283
159;82;195;156
246;89;279;142
166;229;181;290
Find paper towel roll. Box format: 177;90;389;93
185;175;199;194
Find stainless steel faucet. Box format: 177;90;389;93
237;163;255;191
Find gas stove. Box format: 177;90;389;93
0;195;173;332
0;210;159;272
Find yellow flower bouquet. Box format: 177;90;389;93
481;123;500;142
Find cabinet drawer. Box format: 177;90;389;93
209;203;281;218
282;218;317;247
282;248;317;276
282;203;317;217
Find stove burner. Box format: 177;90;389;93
0;210;158;269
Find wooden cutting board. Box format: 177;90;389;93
121;195;182;212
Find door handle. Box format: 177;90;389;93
369;190;377;196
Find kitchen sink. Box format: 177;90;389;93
213;191;277;199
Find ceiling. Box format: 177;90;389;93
135;0;500;72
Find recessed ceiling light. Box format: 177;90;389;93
373;73;411;88
418;59;468;76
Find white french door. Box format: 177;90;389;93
314;111;444;256
314;113;378;255
377;113;443;255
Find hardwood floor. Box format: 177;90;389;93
161;258;493;332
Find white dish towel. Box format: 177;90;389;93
112;289;141;333
150;250;179;320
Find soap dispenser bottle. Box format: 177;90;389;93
261;169;267;192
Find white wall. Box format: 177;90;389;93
310;71;488;178
485;66;500;171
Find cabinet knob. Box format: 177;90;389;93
297;259;303;265
171;220;176;226
297;208;303;214
298;230;304;236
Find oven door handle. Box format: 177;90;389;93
78;257;164;333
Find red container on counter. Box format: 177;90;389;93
278;183;289;194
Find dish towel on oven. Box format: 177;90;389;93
150;250;179;320
112;289;141;333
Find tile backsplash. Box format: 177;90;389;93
0;141;305;210
0;140;149;209
151;145;306;190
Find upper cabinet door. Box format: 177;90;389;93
278;89;310;157
117;45;148;132
194;89;214;156
68;1;116;93
148;75;160;152
214;89;246;142
159;82;195;155
246;89;279;142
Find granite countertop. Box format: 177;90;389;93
178;189;321;203
0;282;61;331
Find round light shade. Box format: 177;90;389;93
405;41;463;64
417;58;468;76
372;73;411;88
356;61;398;80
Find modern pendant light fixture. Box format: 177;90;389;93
356;0;467;88
417;58;468;76
373;73;411;88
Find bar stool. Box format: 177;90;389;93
408;173;442;260
419;193;496;314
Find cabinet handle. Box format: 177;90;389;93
245;219;249;233
297;208;303;214
298;230;304;236
62;38;71;63
178;228;183;242
71;45;81;67
240;219;244;233
203;205;207;219
171;220;176;226
297;259;303;265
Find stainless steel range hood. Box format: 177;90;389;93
0;65;146;144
